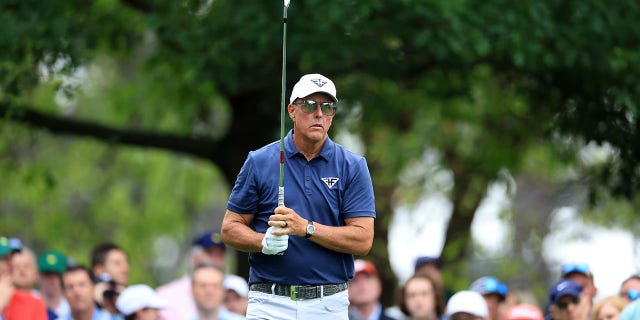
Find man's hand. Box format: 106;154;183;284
261;226;289;255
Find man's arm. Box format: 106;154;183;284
269;205;374;256
221;209;263;252
306;217;374;256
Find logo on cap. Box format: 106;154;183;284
311;79;327;87
210;232;222;244
46;254;59;265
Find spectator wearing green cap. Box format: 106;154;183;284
38;250;70;319
0;236;48;320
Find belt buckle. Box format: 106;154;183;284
290;285;300;301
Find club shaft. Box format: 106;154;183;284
278;3;288;207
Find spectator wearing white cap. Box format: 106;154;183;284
223;274;248;317
116;284;166;320
445;290;488;320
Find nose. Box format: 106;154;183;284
312;105;324;116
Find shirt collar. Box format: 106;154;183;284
285;129;334;162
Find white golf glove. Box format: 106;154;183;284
261;226;289;255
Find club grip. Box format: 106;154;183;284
278;186;284;207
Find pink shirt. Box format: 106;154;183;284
156;275;196;320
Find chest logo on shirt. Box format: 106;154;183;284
321;177;339;189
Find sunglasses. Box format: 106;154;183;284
561;263;590;276
556;296;580;309
293;100;336;116
480;277;508;296
625;289;640;301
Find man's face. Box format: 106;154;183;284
135;308;163;320
550;295;582;320
223;289;248;316
102;249;129;285
288;92;335;144
620;278;640;302
63;269;96;313
348;272;382;306
39;272;63;295
482;293;502;319
566;273;596;300
11;251;38;290
192;267;225;312
404;276;437;319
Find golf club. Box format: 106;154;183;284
278;0;290;208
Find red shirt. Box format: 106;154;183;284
1;291;48;320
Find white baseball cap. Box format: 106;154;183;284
445;290;488;319
289;73;338;103
116;284;167;316
224;274;249;298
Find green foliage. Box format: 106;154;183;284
0;122;227;285
1;0;640;302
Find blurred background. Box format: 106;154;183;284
1;0;639;307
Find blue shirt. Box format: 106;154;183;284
62;308;112;320
227;130;376;285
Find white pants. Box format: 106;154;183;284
246;288;349;320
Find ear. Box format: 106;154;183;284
288;104;295;119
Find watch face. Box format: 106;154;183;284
306;222;315;235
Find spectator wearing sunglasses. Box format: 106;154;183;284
469;276;508;320
560;262;598;317
589;295;628;320
618;275;640;303
547;279;588;320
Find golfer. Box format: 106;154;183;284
221;73;376;320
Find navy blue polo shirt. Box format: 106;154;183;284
227;130;376;285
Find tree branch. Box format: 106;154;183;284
1;101;219;163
